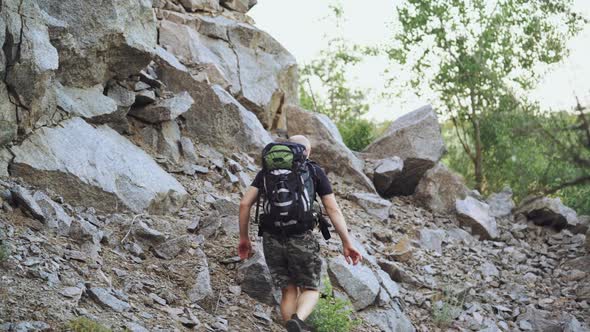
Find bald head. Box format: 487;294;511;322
289;135;311;157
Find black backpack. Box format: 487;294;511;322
256;142;317;236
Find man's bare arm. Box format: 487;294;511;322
239;186;259;238
321;193;361;264
321;193;352;247
238;186;259;259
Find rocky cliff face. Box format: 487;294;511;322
0;1;589;332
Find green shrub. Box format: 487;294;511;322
431;288;464;328
337;118;376;152
66;318;111;332
308;278;361;332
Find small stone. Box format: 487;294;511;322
88;287;131;312
149;292;167;305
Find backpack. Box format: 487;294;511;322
256;142;317;236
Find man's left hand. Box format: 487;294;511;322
343;245;362;265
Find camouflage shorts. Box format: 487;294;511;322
262;230;322;290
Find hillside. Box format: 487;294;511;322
0;1;589;331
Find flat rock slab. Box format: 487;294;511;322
10;118;188;214
88;287;131;312
348;192;391;221
328;256;380;311
237;251;276;305
456;196;498;240
516;197;578;230
129;91;194;123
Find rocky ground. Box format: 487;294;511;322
1;142;589;331
1;0;589;331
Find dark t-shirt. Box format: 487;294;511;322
251;162;333;197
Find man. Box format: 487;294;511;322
238;135;362;332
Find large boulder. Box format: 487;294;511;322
456;197;499;240
153;48;271;155
237;251;276;305
328;256;380;310
372;157;404;196
158;11;297;130
486;187;515;218
515;197;579;231
10;117;188;213
36;0;157;86
414;162;469;214
348;192;391;221
2;0;59;136
363;105;445;196
286;105;375;192
55;83;120;123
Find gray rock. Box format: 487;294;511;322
33;191;72;234
414;162;469;213
88;287;131;312
69;218;102;244
286;105;375;192
517;307;561;332
36;0;156;86
153;236;188;260
479;262;500;279
456;197;499;240
586;228;590;253
418;228;446;254
188;248;214;302
486;187;515;218
372;157;404;196
359;304;415;332
133;221;166;245
211;197;240;216
125;242;145;258
377;259;421;286
125;322;149;332
348;192;391;221
220;0;255;13
2;2;59;135
237;251;275;305
563;316;589;332
129;91;194;123
363;105;445;195
157;121;183;165
135;89;157;105
376;269;401;299
11;118;188;214
56;83;119;122
179;0;221;12
328;256;380;310
0;83;17;147
1;321;51;332
154;46;272;154
0;148;13;177
158;13;296;131
516;197;579;231
11;185;45;222
106;83;136;108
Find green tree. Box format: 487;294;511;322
388;0;586;192
299;3;377;151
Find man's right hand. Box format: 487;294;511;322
238;238;252;260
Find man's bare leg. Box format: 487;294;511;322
295;288;320;320
281;284;299;322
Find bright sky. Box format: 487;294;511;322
250;0;590;122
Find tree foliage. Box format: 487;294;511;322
388;0;586;192
299;3;378;151
443;102;590;214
